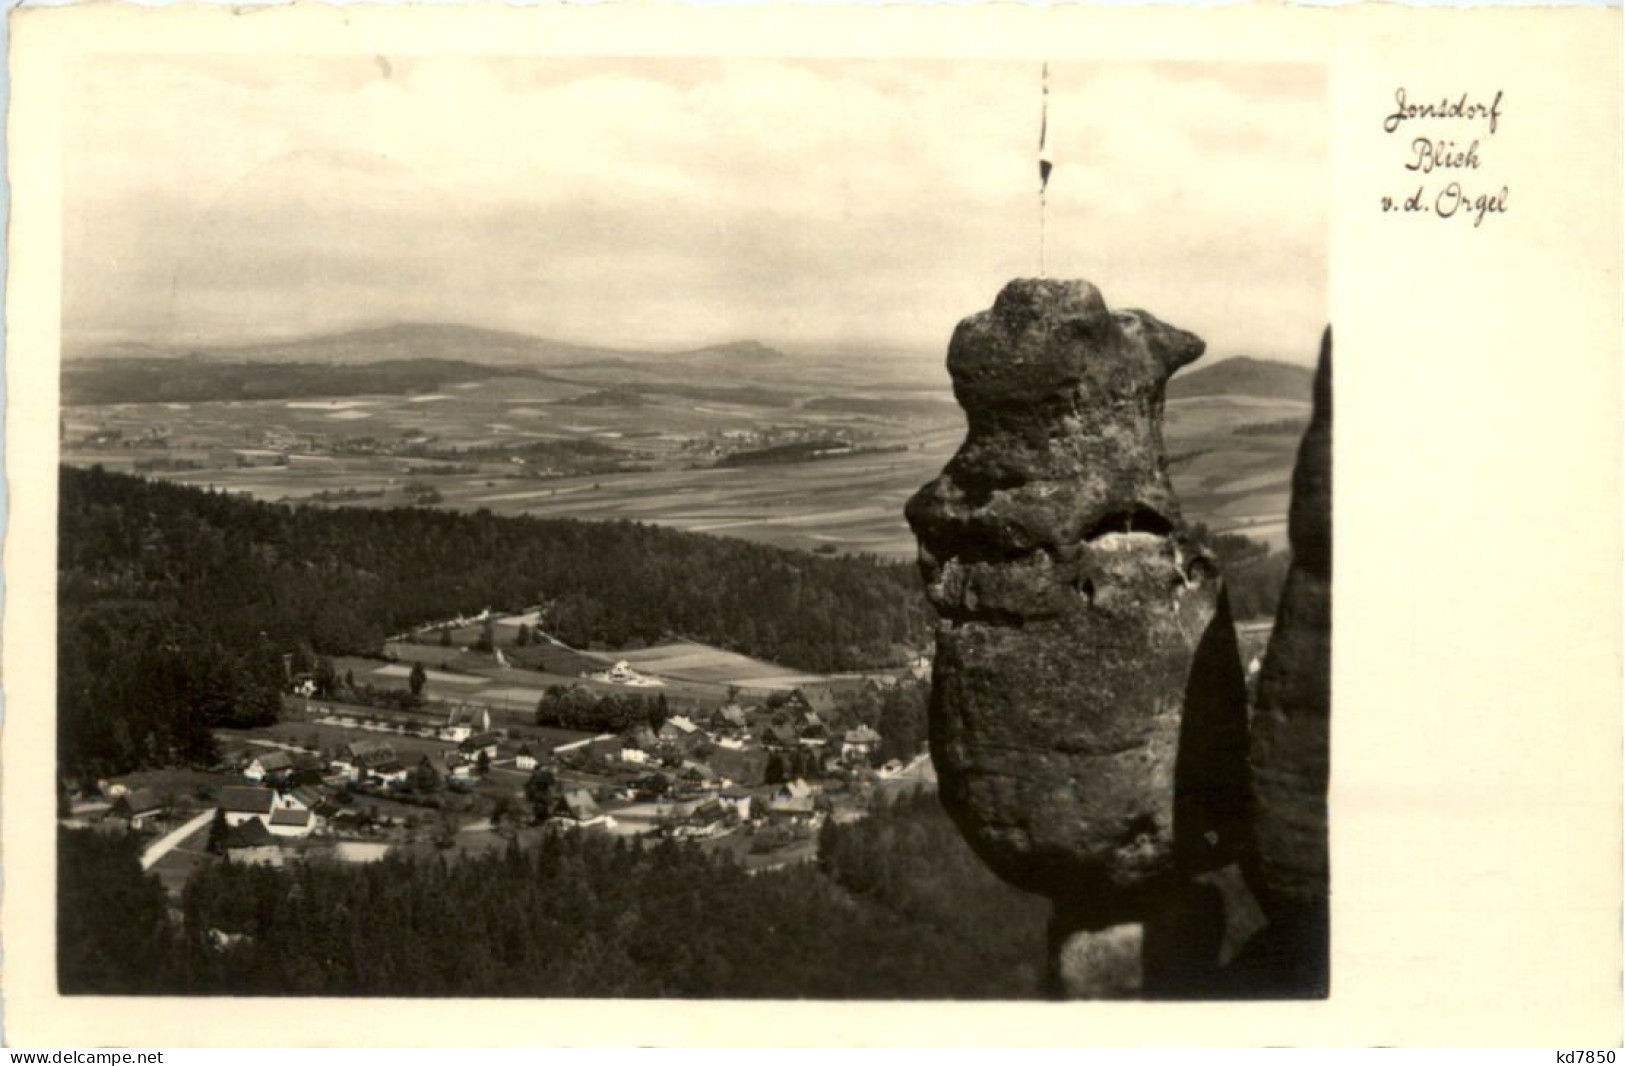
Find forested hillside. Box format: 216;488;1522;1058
58;466;931;778
59;790;1048;998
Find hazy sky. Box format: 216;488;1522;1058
65;56;1327;362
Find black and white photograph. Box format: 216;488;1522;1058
5;2;1619;1048
49;52;1330;1001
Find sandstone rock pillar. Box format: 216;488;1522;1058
1238;328;1332;995
906;279;1253;996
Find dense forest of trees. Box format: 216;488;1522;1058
534;685;667;734
59;789;1047;998
58;607;285;777
58;466;930;778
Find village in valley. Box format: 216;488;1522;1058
66;603;937;897
46;53;1328;1001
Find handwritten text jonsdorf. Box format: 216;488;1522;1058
1381;88;1508;227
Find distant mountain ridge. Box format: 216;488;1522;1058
1168;356;1313;402
61;357;538;407
71;322;790;369
68;322;1310;405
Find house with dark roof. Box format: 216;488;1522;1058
459;732;502;761
758;722;800;751
226;817;277;848
664;797;732;839
287;786;324;811
710;704;750;735
108;788;168;830
259;788;321;838
268;806;316;837
798;721;830;749
224;818;284;866
219;786;276;828
244;750;293;782
333;740;398;781
551;789;609;828
367;761;410;787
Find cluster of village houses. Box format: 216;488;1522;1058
102;684;915;870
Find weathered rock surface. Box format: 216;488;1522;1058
906;279;1251;930
1240;328;1332;994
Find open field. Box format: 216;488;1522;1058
611;641;820;687
106;767;244;798
62;353;1308;557
338;631;831;712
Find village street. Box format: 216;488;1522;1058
140;808;215;870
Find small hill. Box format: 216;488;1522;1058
1168;356;1313;402
675;339;787;361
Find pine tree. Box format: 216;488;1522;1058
205;807;229;855
524;768;557;820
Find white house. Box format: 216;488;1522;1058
264;789;320;838
441;704;490;743
367;762;410;787
333;740;397;782
841;725;882;763
244;750;293;782
268;806;316;838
